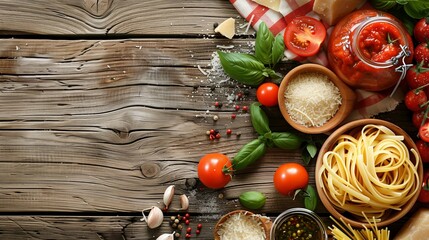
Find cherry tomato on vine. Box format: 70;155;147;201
419;122;429;143
256;82;279;107
406;65;429;89
414;17;429;43
416;140;429;163
273;163;308;195
418;169;429;203
415;42;429;67
404;89;427;112
197;153;232;189
412;111;426;129
284;16;326;57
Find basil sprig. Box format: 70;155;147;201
371;0;429;19
218;22;284;86
232;102;303;171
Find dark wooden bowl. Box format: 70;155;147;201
278;63;356;134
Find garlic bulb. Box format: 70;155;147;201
179;194;189;210
141;206;163;229
156;232;174;240
163;185;175;209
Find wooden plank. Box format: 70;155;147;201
0;0;248;36
0;38;312;213
0;213;412;239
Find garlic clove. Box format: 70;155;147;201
156;232;175;240
163;185;175;210
141;206;164;229
179;194;189;210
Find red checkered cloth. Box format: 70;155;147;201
229;0;404;121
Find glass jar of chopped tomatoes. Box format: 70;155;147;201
328;10;413;91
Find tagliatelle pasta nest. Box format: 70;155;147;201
318;124;421;221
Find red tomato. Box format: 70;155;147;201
256;82;279;107
406;65;429;89
284;16;326;57
273;163;308;195
418;169;429;203
419;122;429;142
404;89;427;112
414;17;429;43
197;153;232;189
412;111;426;129
416;140;429;163
415;42;429;67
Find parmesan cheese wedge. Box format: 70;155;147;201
251;0;281;12
313;0;365;25
214;18;235;39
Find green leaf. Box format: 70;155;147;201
404;0;429;19
232;139;267;171
239;191;266;210
217;51;266;86
271;132;303;150
306;143;318;158
271;34;285;67
370;0;398;10
265;69;282;80
255;22;274;65
302;151;312;165
250;102;271;135
304;185;318;211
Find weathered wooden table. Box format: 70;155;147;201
0;0;422;239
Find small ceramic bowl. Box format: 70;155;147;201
315;119;423;228
278;64;356;134
270;208;328;240
214;210;272;240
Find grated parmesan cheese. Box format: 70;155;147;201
284;72;342;127
217;212;266;240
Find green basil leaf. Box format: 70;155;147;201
271;34;285;67
396;0;409;5
271;132;303;150
232;139;267;171
250;102;271;135
304;185;318;211
217;51;266;86
255;22;274;65
306;143;318;158
302;150;311;165
370;0;398;10
404;1;429;19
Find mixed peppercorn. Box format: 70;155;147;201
168;213;203;239
275;215;320;240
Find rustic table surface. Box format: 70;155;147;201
0;0;424;239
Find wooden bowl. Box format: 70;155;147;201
278;64;356;134
315;119;423;228
214;210;272;240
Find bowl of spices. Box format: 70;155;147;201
270;208;328;240
278;63;356;134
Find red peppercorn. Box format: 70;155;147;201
215;133;221;139
234;105;240;111
185;219;190;225
182;216;187;222
185;213;190;219
226;129;232;135
231;113;236;119
196;229;201;235
187;227;192;233
209;129;215;135
197;223;202;229
242;106;248;112
185;233;191;238
237;92;243;99
209;135;215;141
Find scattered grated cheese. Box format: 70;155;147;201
284;72;342;127
217;212;266;240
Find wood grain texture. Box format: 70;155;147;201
0;0;246;36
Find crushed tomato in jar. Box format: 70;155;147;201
328;10;413;91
